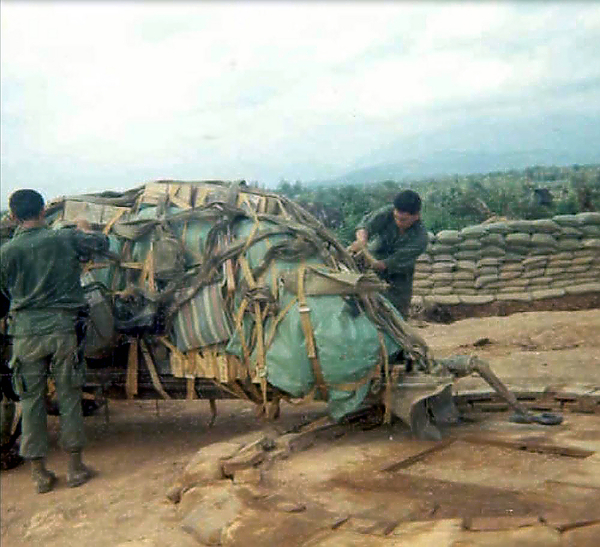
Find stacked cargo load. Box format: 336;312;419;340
1;180;441;426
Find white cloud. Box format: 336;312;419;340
1;0;599;205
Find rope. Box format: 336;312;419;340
140;338;171;400
378;330;392;424
103;208;127;235
238;256;268;410
186;378;196;400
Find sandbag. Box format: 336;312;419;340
484;221;511;234
581;225;600;237
553;214;580;226
454;288;477;294
506;220;536;233
530;219;560;233
455;250;481;260
459;239;482;251
454;271;475;281
432;286;453;295
480;233;505;246
477;255;503;267
413;270;431;280
452;280;475;288
459;294;494;305
565;282;600;294
477;266;499;277
480;245;506;257
429;294;460;305
496;292;532;302
556;238;582;251
460;225;488;238
531;233;557;247
432;262;455;273
431;272;454;283
505;232;531;246
429;243;455;255
531;288;565;300
474;275;499;288
577;212;600;225
436;230;462;245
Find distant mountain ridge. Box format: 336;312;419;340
313;148;599;186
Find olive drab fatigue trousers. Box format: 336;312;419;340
384;273;414;319
10;333;85;459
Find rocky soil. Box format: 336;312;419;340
2;309;599;547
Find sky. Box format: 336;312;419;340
2;0;600;207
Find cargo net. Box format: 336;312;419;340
1;180;439;421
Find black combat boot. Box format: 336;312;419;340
66;451;94;488
31;458;57;494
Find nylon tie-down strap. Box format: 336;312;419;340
297;263;328;400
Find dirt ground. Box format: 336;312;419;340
1;308;599;547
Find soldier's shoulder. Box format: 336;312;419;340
371;204;394;219
411;220;429;238
378;204;395;214
415;219;428;232
0;234;18;253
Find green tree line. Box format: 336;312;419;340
276;164;600;244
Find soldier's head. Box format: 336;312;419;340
9;189;45;223
392;190;421;232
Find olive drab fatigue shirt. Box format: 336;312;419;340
356;205;428;315
356;205;428;276
0;225;109;336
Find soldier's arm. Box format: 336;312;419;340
356;207;389;235
355;228;368;246
382;225;428;274
348;228;369;253
351;206;390;250
71;225;110;259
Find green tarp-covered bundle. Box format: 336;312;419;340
0;180;438;420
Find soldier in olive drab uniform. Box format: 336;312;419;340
0;189;108;493
349;190;428;318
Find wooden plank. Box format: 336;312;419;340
460;434;595;458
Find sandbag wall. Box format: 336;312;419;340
412;213;600;306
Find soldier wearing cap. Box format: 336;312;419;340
349;189;428;317
0;189;108;493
